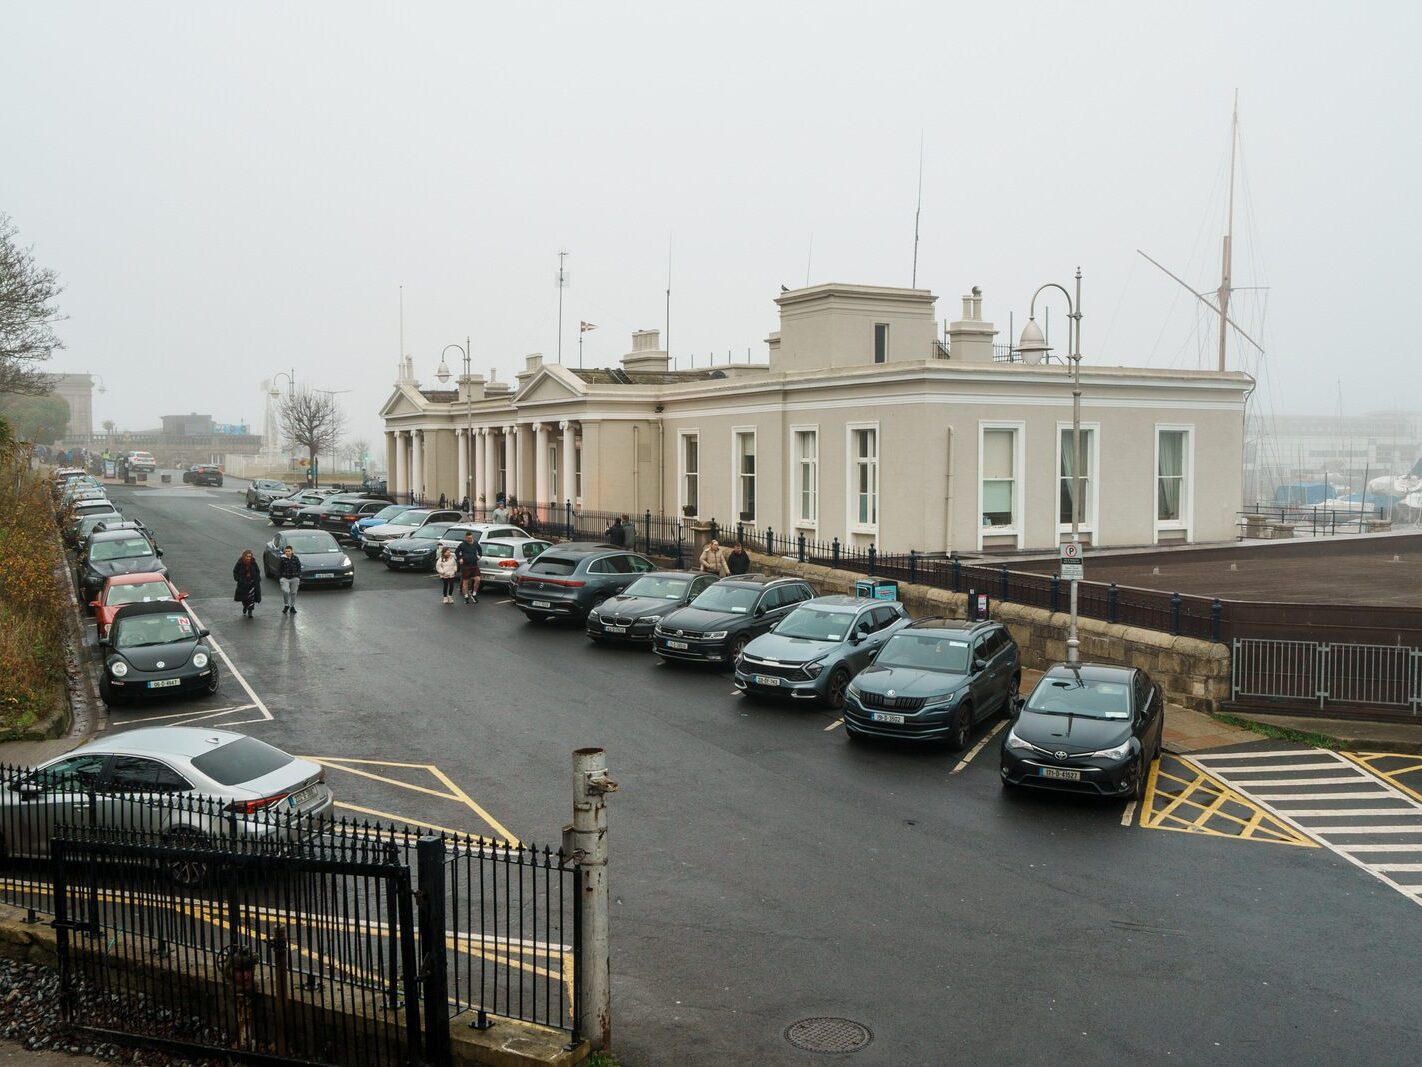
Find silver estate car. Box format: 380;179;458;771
0;727;333;864
473;536;552;589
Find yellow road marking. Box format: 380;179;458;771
306;759;464;803
426;764;520;846
334;801;489;839
1139;757;1314;846
303;756;440;769
1341;752;1422;807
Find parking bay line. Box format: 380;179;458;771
824;719;843;731
951;721;1006;775
206;503;265;522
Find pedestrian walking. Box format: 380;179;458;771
726;540;751;575
605;516;626;546
435;546;459;604
455;531;482;604
621;513;637;549
277;544;303;614
698;538;729;576
232;550;262;617
493;501;511;522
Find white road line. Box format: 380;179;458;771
174;602;273;728
951;720;1006;775
207;503;265;522
1377;864;1422;872
824;719;843;731
1120;800;1138;827
1219;776;1365;786
1309;826;1422;835
1219;762;1350;773
1268;809;1422;818
1252;791;1391;800
1183;749;1312;760
1339;844;1422;853
121;703;257;725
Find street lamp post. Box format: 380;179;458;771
1015;268;1084;663
435;339;473;511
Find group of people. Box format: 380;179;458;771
231;544;303;617
435;531;484;604
698;538;750;576
603;513;638;547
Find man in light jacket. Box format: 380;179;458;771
698;539;729;576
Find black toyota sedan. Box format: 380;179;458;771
78;529;167;603
99;601;219;707
843;619;1020;747
1000;663;1164;800
652;575;815;666
262;529;355;587
586;570;719;644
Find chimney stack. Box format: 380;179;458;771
946;287;997;363
621;329;670;373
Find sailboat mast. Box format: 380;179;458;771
1218;91;1238;372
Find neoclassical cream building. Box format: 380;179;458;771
379;283;1252;553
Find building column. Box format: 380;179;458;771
385;432;398;495
560;420;577;506
455;429;468;507
505;424;520;504
410;430;424;502
533;423;550;505
481;428;496;506
393;430;408;500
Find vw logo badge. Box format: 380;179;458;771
156;661;165;669
1054;750;1068;760
886;690;896;697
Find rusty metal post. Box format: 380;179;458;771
571;748;617;1051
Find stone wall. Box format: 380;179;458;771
747;551;1231;713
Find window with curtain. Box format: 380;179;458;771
1059;428;1094;525
682;435;699;514
575;442;583;500
735;431;756;520
853;428;878;526
981;428;1016;527
795;430;818;523
548;445;559;502
1157;430;1187;522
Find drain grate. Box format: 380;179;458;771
784;1017;874;1054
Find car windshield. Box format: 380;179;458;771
412;524;454;540
107;581;174;606
370;506;406;521
1027;674;1132;720
75;502;115;513
191;736;293;786
622;575;691;600
281;532;340;553
90;537;154;562
775;606;857;641
480;542;514;558
114;611;196;648
690;585;760;614
388;512;426;527
877;634;971;672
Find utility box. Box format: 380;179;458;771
855;578;898;601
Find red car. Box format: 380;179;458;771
91;573;186;640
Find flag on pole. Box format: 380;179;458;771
580;321;598;333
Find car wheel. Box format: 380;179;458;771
1133;753;1150;802
162;827;213;888
98;677;125;707
204;668;219;695
245;499;252;509
726;635;749;665
1005;673;1021;716
824;667;851;711
948;707;971;751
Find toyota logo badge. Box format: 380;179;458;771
1054;750;1068;760
886;690;896;697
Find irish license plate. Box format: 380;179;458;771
753;674;781;687
148;678;181;689
1039;767;1082;781
604;625;626;634
869;711;904;724
533;600;552;609
312;572;331;578
666;640;688;650
287;786;316;809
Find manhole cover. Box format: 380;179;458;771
784;1017;873;1054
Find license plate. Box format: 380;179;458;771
1039;767;1082;781
533;600;552;609
287;786;316;809
312;572;331;578
753;674;782;687
148;678;181;689
603;624;627;634
869;711;905;724
666;640;689;650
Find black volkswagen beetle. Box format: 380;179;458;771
99;601;219;707
586;570;719;644
262;529;355;588
1000;663;1164;800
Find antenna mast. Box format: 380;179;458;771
1217;91;1238;372
556;251;568;364
665;236;672;360
911;133;924;287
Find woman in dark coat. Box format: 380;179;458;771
233;549;262;617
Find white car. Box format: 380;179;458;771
125;451;157;472
358;507;464;557
435;522;530;552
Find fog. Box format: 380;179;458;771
4;0;1418;447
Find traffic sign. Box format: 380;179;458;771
1060;541;1084;581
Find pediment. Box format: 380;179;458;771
379;386;426;418
516;368;584;405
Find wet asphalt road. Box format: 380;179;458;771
92;477;1422;1066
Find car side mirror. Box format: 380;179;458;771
848;631;863;645
14;780;43;799
88;600;99;609
197;629;210;638
176;592;189;601
155;548;164;557
972;658;987;672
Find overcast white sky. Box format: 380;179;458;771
4;1;1419;447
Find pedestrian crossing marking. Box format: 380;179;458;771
1340;752;1422;806
1139;755;1315;846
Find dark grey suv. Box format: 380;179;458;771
652;575;816;666
514;544;656;621
843;618;1020;748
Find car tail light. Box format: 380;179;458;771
225;793;291;814
498;560;518;568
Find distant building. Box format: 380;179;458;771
380;282;1251;553
1245;411;1422;502
67;410;263;467
51;373;94;439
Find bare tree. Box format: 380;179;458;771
279;388;347;480
343;438;370;470
0;215;65;397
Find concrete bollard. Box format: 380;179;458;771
571;747;617;1052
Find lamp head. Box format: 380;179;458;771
435;359;451;384
1015;318;1051;365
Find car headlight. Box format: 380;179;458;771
1089;739;1136;761
705;631;728;640
109;661;129;677
653;622;666;634
1003;729;1034;753
802;660;825;678
588;609;601;619
341;556;352;567
639;614;662;625
192;652;209;669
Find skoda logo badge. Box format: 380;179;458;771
886;690;896;697
1054;750;1068;761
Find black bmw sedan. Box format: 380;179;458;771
1000;663;1164;800
586;570;718;644
99;601;218;707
